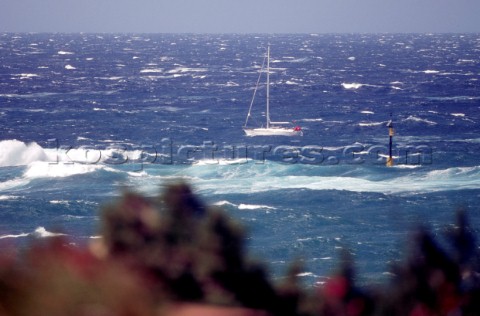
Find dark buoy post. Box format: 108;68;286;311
386;117;394;167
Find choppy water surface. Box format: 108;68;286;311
1;33;479;285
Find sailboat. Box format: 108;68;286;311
243;45;302;137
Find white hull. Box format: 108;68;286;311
244;127;303;137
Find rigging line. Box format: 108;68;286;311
244;55;267;128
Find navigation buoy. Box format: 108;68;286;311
386;116;394;167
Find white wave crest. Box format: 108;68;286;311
301;118;323;122
0;140;150;168
24;161;103;179
285;80;300;85
33;227;66;238
0;140;48;167
0;232;29;239
238;203;276;210
213;200;237;207
0;178;30;191
49;200;70;205
341;83;363;90
405;115;437;125
0;195;20;200
359;121;385;127
167;67;208;74
14;73;39;80
0;227;65;240
342;83;381;90
195;158;250;166
140;68;164;73
212;200;276;210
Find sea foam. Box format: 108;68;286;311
0;227;65;240
0;140;48;167
341;83;363;90
23;161;103;179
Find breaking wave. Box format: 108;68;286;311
0;140;48;167
0;227;66;240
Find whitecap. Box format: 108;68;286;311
341;82;363;90
301;118;323;122
382;272;396;276
213;200;237;207
392;165;421;169
140;68;164;73
32;227;66;238
0;232;29;239
405;115;437;125
52;146;105;164
219;158;251;165
359;122;385;127
225;81;239;87
285;80;299;85
0;178;30;191
58;50;74;55
0;140;48;167
61;215;86;220
457;59;476;63
297;237;313;242
49;200;70;205
194;158;250;166
296;272;315;277
194;159;222;166
423;70;439;74
451;113;465;117
0;227;65;240
102;76;123;81
360;111;375;114
0;195;20;200
15;73;39;80
167;67;208;74
238;204;276;210
23;161;103;179
65;64;76;70
127;170;148;177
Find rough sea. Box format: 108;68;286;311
1;33;479;286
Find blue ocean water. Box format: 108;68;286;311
1;33;479;285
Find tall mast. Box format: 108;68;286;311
266;44;270;129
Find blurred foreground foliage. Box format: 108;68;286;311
1;183;479;315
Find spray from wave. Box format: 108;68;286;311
0;140;48;167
